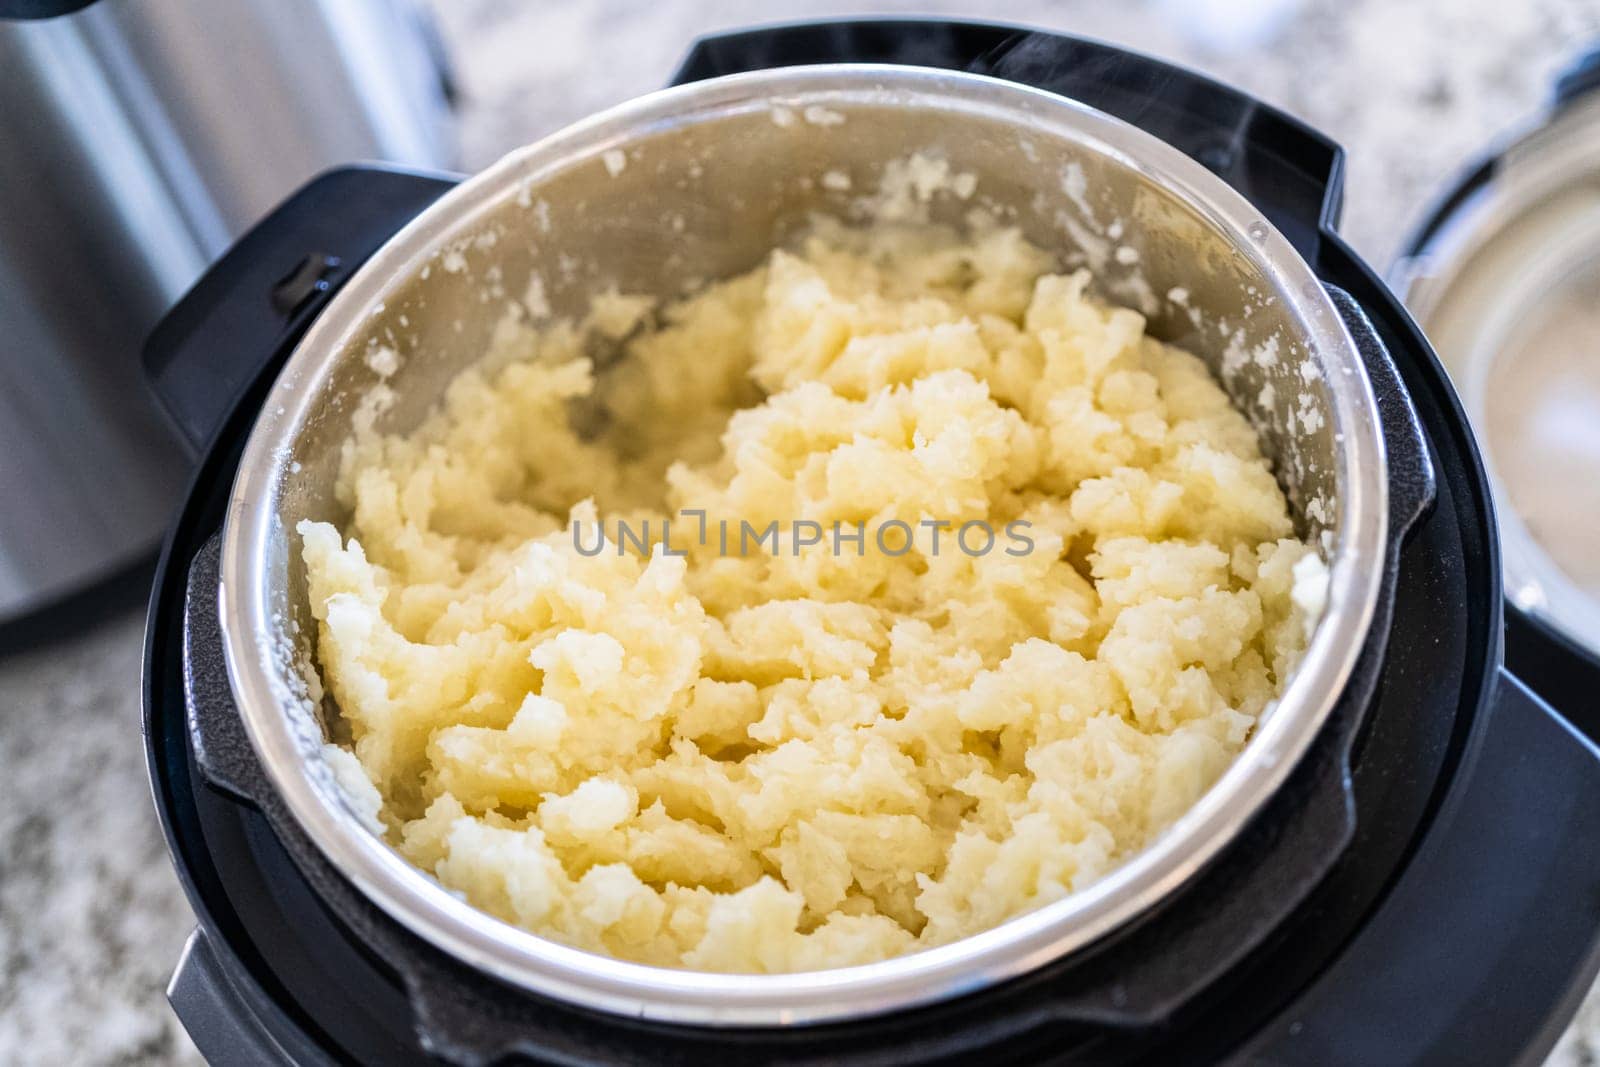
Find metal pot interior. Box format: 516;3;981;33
221;65;1385;1024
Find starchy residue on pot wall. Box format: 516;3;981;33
298;217;1327;973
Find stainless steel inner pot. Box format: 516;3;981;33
218;65;1387;1026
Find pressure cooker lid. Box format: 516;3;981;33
1396;46;1600;665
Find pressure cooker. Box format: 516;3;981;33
140;19;1600;1065
0;0;451;633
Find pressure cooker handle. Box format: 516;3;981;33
1324;284;1437;535
672;19;1347;258
142;165;458;455
183;533;273;807
1243;670;1600;1066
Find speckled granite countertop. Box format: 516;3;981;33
4;1;1600;1063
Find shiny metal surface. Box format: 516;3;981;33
0;0;452;624
1395;94;1600;657
220;66;1387;1026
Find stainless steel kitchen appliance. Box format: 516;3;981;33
0;0;452;629
141;20;1600;1066
1394;51;1600;726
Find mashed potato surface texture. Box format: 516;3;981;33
299;220;1324;973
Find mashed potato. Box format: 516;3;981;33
298;218;1325;973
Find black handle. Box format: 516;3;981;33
1324;284;1438;536
671;19;1346;258
1241;671;1600;1067
142;164;459;455
183;534;273;807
